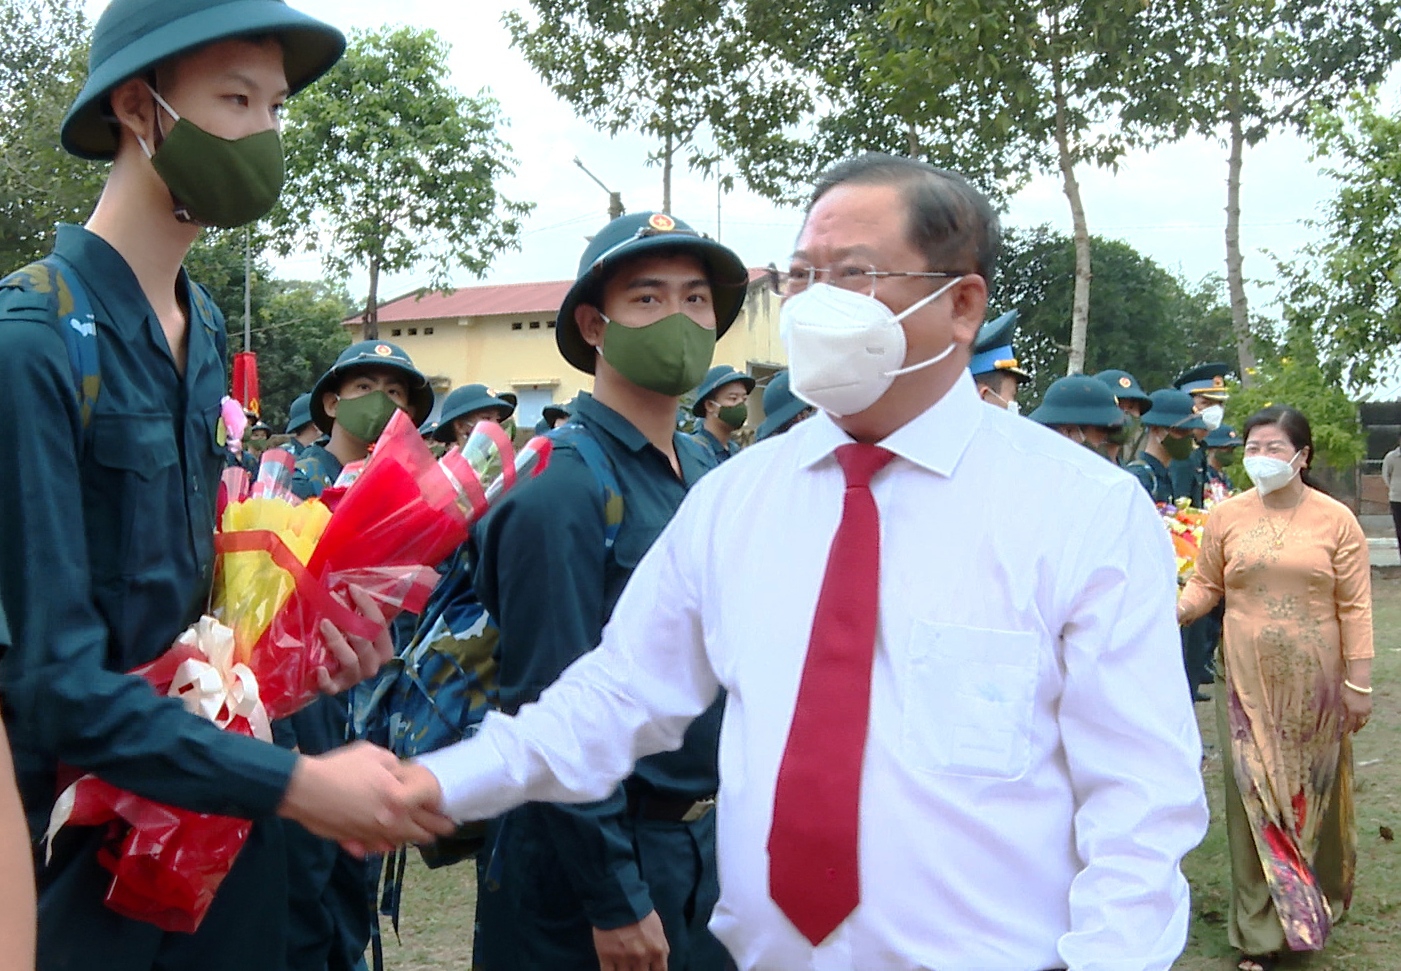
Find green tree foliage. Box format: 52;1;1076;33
991;227;1238;406
1224;350;1366;477
1275;94;1401;390
273;26;530;337
0;0;106;270
1128;0;1401;382
503;0;812;214
185;231;350;430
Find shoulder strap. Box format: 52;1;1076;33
0;255;100;433
548;423;624;550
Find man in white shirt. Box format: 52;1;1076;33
406;153;1209;971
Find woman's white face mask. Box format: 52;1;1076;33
1243;450;1301;495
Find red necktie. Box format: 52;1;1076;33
769;442;894;945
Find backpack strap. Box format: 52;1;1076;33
549;422;625;550
0;254;100;433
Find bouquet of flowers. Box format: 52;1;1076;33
46;411;551;933
1161;499;1210;587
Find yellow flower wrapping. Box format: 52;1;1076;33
213;497;332;666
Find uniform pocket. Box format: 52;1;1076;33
87;413;179;578
91;413;179;478
901;621;1040;781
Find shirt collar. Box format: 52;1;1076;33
54;223;200;337
796;370;985;477
572;391;651;453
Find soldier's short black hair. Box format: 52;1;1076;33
808;153;1000;293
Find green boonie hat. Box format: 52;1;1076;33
309;340;433;434
542;403;571;425
432;384;515;443
556;212;749;374
284;391;313;434
1204;425;1242;449
1029;375;1124;429
756;370;807;441
691;364;756;417
62;0;345;160
1093;369;1152;407
1141;388;1208;431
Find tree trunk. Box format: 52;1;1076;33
362;253;379;341
906;121;920;157
1224;110;1257;384
662;128;673;215
1051;53;1091;375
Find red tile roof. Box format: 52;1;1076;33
346;269;772;326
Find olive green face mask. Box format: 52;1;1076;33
141;85;285;229
600;312;716;397
1162;432;1196;461
335;391;401;444
716;403;748;430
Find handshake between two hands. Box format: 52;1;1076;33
279;741;457;858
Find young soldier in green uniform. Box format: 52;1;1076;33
470;211;745;971
1028;374;1127;462
690;364;755;462
1094;368;1152;462
1128;389;1207;505
1171;362;1232;505
290;340;434;499
968;309;1030;412
432;383;515;449
0;4;451;968
1204;424;1242;498
281;391;322;459
755;369;814;442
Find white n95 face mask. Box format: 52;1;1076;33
780;277;963;417
1199;404;1224;431
1243;452;1300;495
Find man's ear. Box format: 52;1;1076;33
321;391;339;422
108;77;159;153
576;305;607;351
948;275;989;347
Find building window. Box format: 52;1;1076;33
547;319;556;328
529;320;541;330
512;322;523;331
391;328;402;337
424;327;434;335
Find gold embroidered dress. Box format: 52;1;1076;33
1179;487;1372;952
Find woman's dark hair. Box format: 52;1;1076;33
1242;405;1322;490
807;153;1001;293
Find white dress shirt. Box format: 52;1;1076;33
419;371;1209;971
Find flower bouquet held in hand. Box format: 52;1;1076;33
1161;499;1210;589
44;412;550;933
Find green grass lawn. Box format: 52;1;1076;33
380;575;1401;970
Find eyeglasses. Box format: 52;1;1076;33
1242;441;1297;457
767;259;959;297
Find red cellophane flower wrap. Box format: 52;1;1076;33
43;619;271;933
44;412;551;934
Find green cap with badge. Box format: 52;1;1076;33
1141;389;1208;430
1029;375;1125;429
1093;369;1152;408
62;0;344;161
1174;362;1233;402
556;212;748;375
310;340;433;434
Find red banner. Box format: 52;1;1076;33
231;352;260;418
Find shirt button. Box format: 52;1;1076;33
192;476;200;493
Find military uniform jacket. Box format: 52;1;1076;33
1128;452;1175;505
691;426;740;464
473;392;722;928
0;227;295;966
290;442;344;499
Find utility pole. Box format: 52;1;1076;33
574;157;624;221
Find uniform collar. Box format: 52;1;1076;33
571;392;654;453
54;223;201;337
796;370;984;478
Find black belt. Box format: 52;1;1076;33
625;789;716;823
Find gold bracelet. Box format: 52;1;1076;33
1344;679;1373;695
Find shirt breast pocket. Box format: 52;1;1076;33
87;413;180;578
901;621;1040;781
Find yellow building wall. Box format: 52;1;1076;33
345;279;784;414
